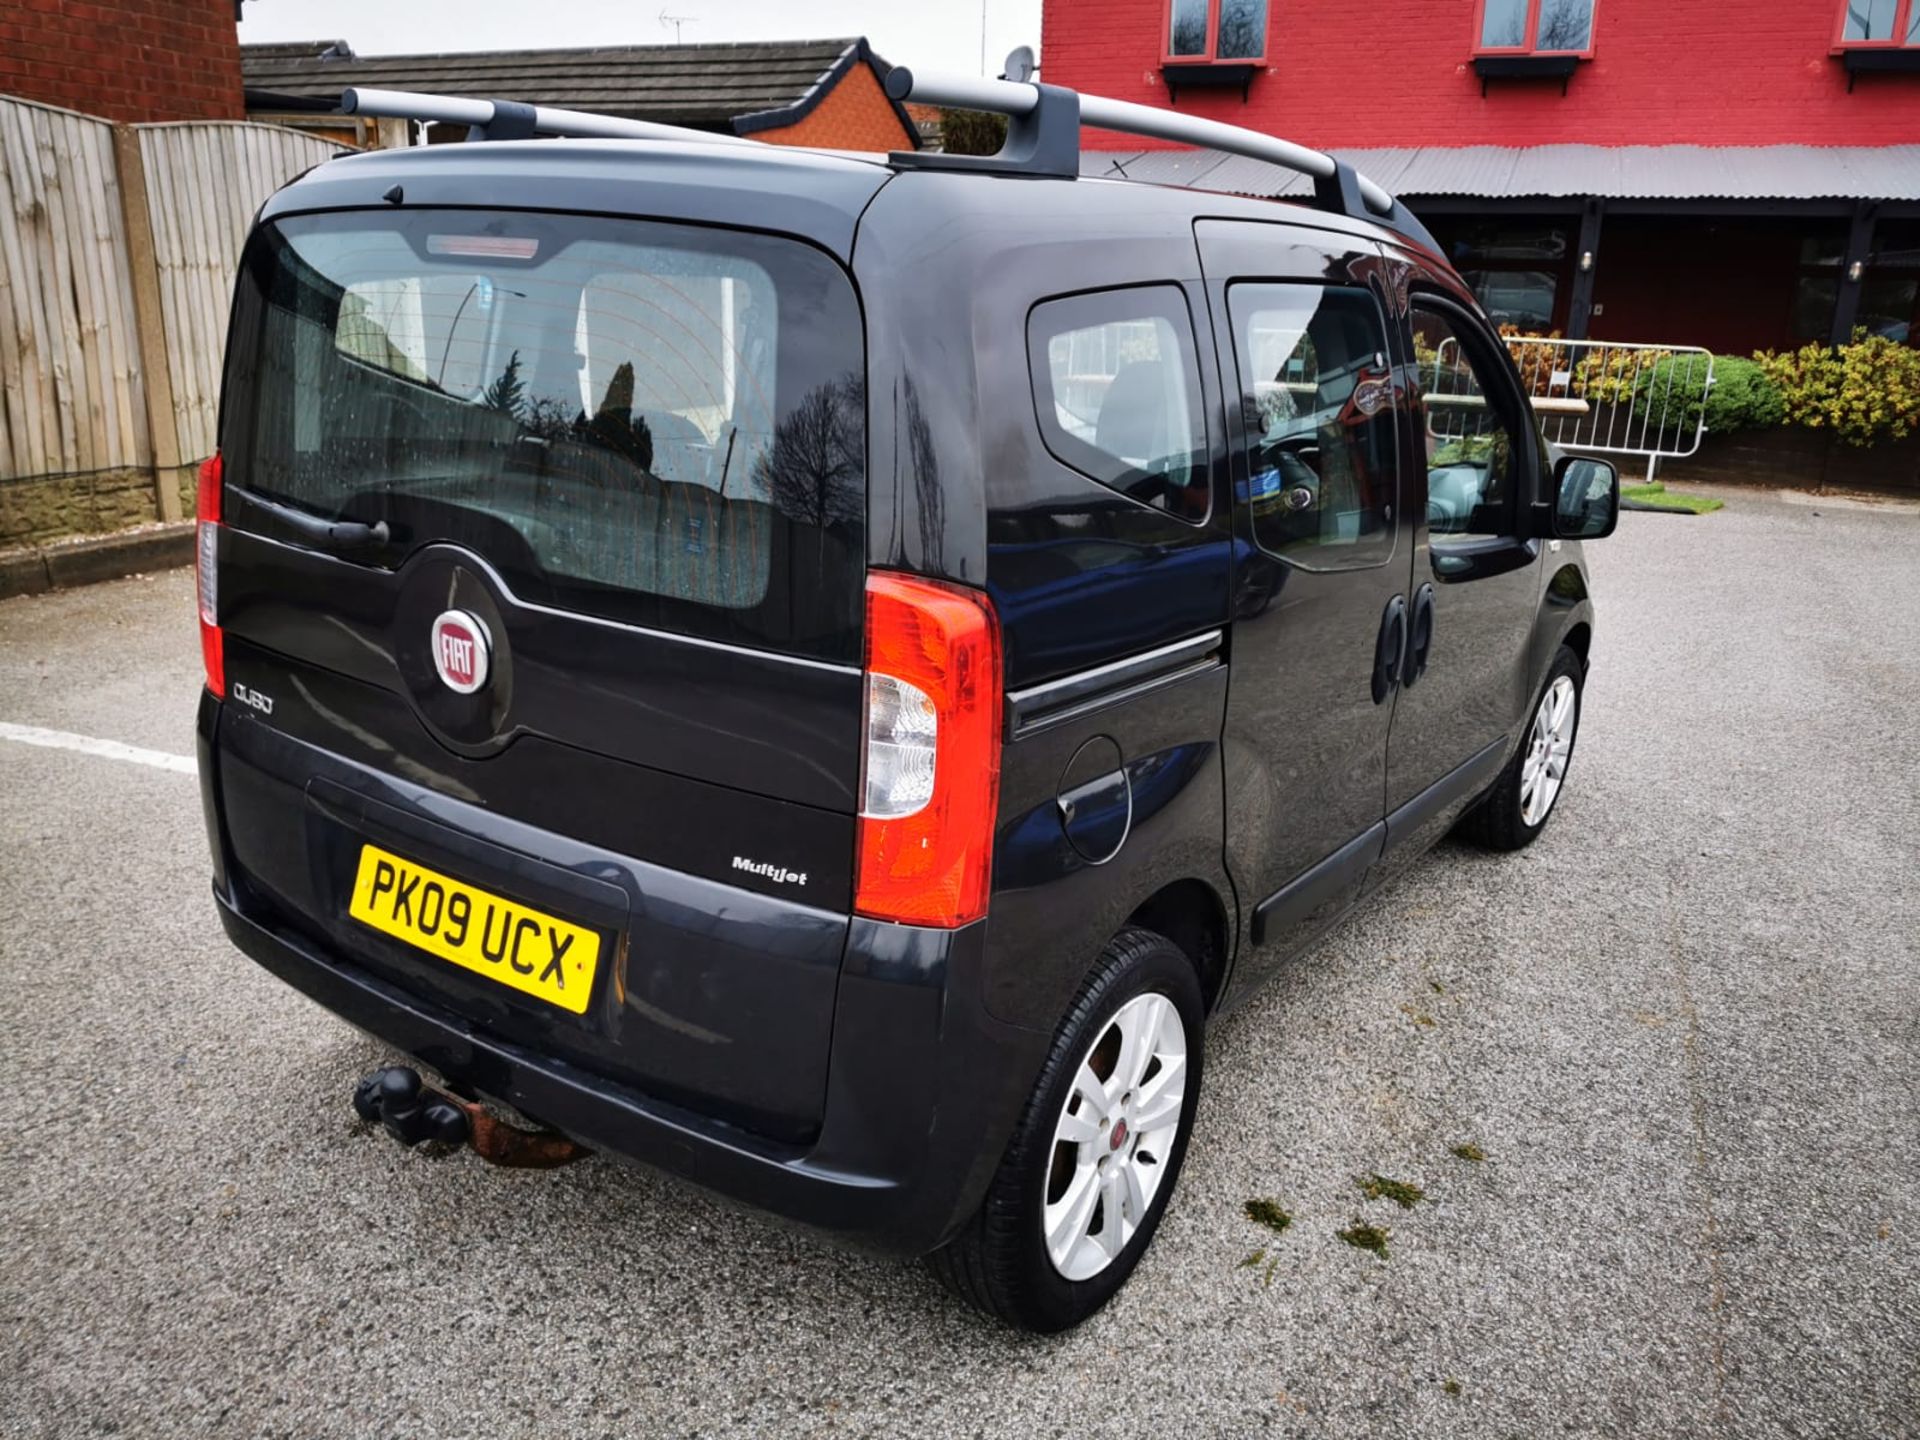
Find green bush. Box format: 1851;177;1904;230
1631;354;1783;436
939;107;1008;156
1754;334;1920;447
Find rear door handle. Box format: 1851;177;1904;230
1404;583;1435;688
1371;594;1407;705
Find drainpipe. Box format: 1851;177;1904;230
1829;200;1876;348
1565;198;1604;341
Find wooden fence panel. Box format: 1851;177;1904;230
137;121;339;468
0;96;148;484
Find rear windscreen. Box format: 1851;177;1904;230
224;209;866;661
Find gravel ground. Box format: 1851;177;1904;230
1;491;1916;1439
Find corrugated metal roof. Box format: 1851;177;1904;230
1082;144;1920;202
242;38;864;126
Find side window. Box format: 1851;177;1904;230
1226;282;1397;570
1411;304;1523;541
1028;286;1210;524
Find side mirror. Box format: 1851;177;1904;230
1552;455;1619;540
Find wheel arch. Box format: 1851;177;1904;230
1562;619;1593;671
1125;878;1232;1014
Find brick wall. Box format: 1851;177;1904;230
755;60;915;154
0;0;242;124
1043;0;1920;148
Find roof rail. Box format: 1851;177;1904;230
339;87;756;147
882;68;1439;254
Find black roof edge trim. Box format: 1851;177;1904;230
244;87;349;114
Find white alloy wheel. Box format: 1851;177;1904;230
1042;990;1189;1282
1520;673;1578;827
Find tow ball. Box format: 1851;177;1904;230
351;1066;587;1169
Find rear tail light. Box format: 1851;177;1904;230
855;572;1003;929
196;452;224;697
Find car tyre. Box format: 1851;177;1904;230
926;926;1205;1333
1458;645;1585;852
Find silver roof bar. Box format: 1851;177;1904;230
882;66;1436;252
340;86;756;147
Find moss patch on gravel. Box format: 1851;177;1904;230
1451;1142;1487;1163
1338;1221;1391;1259
1245;1198;1294;1235
1359;1174;1425;1209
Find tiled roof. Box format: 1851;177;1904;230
243;36;876;128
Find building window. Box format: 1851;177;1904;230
1836;0;1920;46
1166;0;1269;62
1431;221;1572;333
1476;0;1597;55
1861;220;1920;344
1792;228;1850;343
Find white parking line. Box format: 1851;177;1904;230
0;720;195;775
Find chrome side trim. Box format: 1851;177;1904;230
1005;630;1225;738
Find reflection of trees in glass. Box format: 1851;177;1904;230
1216;0;1267;57
1169;0;1208;53
1479;0;1528;46
481;350;526;416
578;362;655;474
753;373;864;528
905;375;944;571
1534;0;1592;50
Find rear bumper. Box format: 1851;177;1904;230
199;692;1051;1256
214;889;1047;1255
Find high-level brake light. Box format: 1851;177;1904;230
855;572;1003;929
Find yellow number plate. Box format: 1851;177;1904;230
348;844;600;1014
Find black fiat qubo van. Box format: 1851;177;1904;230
194;68;1619;1332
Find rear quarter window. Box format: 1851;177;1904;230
224;210;867;662
1026;285;1210;525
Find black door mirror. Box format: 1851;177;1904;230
1552;455;1619;540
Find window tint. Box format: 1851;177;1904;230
230;210;865;661
1169;0;1209;54
1216;0;1268;57
1535;0;1594;51
1028;286;1210;524
1412;305;1522;542
1226;283;1397;570
1480;0;1528;46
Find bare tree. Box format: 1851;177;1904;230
754;373;864;529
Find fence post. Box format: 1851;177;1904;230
108;124;184;523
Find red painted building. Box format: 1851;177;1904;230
1043;0;1920;351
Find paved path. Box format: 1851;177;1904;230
1;492;1915;1438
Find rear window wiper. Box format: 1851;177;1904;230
231;488;391;557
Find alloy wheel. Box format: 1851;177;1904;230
1042;991;1189;1282
1520;674;1578;827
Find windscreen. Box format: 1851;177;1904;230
224;209;867;661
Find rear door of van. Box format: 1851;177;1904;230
207;202;868;1141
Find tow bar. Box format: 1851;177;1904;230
352;1066;588;1169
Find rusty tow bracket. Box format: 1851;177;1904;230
352;1065;588;1169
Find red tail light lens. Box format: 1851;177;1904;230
196;452;224;697
855;572;1003;928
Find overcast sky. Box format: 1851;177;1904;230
237;0;1046;77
